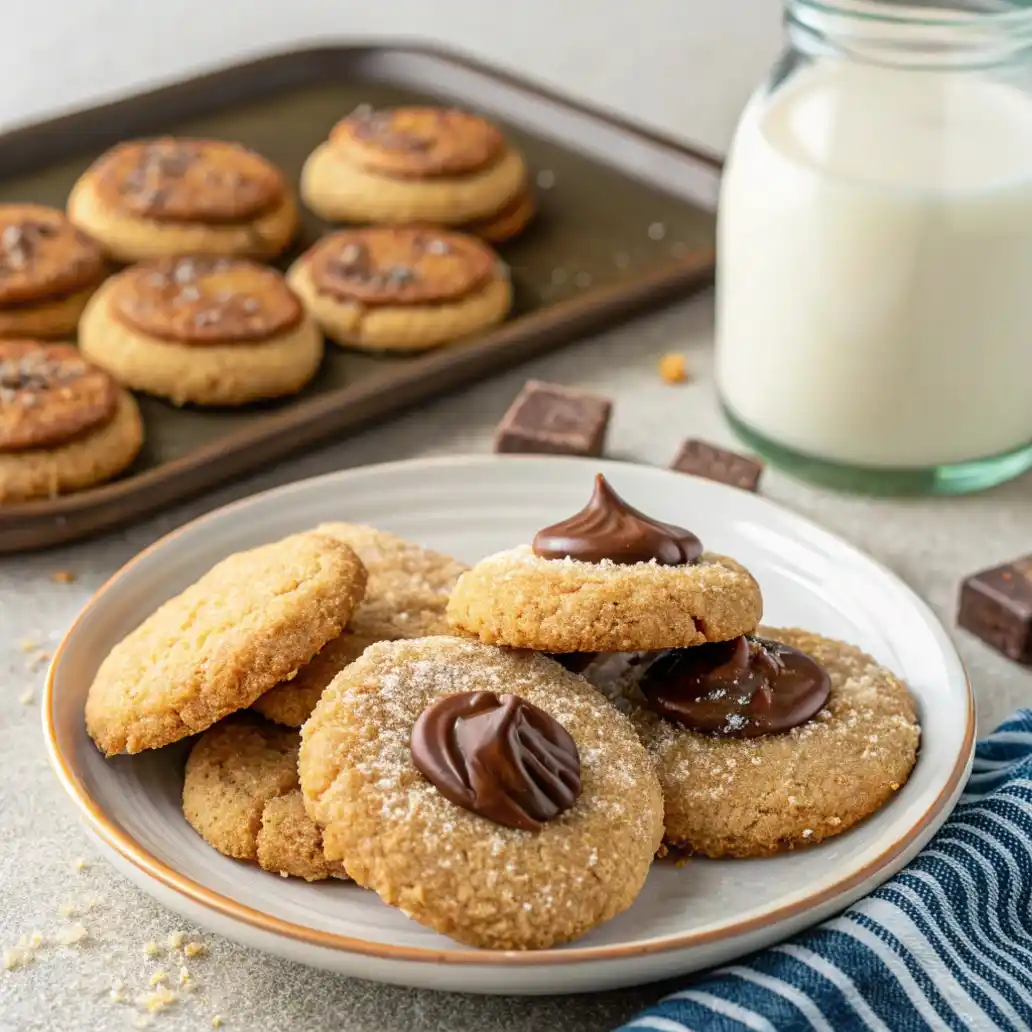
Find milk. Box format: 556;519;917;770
716;60;1032;469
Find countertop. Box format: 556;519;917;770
3;292;1032;1031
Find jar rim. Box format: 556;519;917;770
790;0;1032;26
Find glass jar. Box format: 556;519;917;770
716;0;1032;493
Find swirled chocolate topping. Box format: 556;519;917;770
532;473;703;565
410;691;581;831
639;635;830;737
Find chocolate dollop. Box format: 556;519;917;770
410;691;581;831
532;473;703;565
639;635;830;737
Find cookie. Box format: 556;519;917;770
0;341;143;503
67;138;298;262
85;532;367;756
253;523;467;727
598;628;921;857
287;228;510;352
461;187;536;243
447;474;762;652
182;718;345;881
300;107;530;233
79;256;323;406
0;205;107;339
298;636;663;950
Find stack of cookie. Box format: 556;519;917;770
84;477;920;951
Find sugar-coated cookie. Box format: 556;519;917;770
79;256;323;406
287;227;510;353
85;532;367;756
299;636;663;949
68;138;298;262
0;341;142;503
0;205;107;339
594;628;921;857
182;718;346;881
253;523;467;727
448;474;762;652
300;107;530;236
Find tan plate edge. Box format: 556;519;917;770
42;459;977;967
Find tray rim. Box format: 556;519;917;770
0;40;720;552
44;454;976;969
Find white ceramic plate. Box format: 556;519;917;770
45;456;974;995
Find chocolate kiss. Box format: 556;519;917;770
532;473;703;565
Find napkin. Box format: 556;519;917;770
618;711;1032;1032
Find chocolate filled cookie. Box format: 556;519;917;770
300;106;533;240
182;717;347;882
447;474;763;652
287;227;511;352
298;636;663;949
0;205;107;339
253;523;467;727
68;138;298;262
598;627;921;857
0;340;142;503
79;256;323;406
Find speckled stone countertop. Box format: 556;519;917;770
3;293;1031;1032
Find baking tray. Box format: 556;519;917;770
0;43;720;553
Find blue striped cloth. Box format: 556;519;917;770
619;710;1032;1032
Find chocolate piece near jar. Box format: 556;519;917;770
670;438;763;492
639;635;830;737
958;557;1032;664
533;473;703;565
410;690;581;831
493;380;611;457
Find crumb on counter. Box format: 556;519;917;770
211;1017;223;1028
166;931;185;950
54;923;89;946
142;941;161;958
149;970;169;987
51;569;77;584
73;858;90;873
18;637;40;652
18;689;33;705
658;353;689;384
3;946;33;971
136;985;177;1013
183;942;205;958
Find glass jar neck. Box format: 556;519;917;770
786;0;1032;69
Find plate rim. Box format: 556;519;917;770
44;454;976;967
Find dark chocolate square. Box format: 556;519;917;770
958;557;1032;664
670;439;763;492
493;380;611;457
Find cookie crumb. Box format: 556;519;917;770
55;923;88;946
648;222;667;241
23;931;44;950
142;941;161;957
211;1017;223;1028
3;946;33;970
165;931;185;950
178;966;191;987
18;689;33;705
73;858;90;873
51;569;77;584
57;902;79;918
536;170;556;190
149;970;169;987
18;637;40;652
183;942;205;958
658;353;689;384
136;985;177;1012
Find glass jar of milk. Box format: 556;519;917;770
716;0;1032;493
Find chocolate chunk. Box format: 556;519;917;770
639;636;830;737
958;557;1032;663
670;439;763;492
533;473;703;566
549;652;596;674
410;691;581;831
493;380;611;457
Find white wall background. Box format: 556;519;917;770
2;0;783;154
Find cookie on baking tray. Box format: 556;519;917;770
253;523;467;727
67;138;298;262
0;204;107;339
300;106;532;240
298;636;663;949
0;340;143;504
79;256;323;406
447;473;762;653
84;531;367;756
287;227;511;353
587;628;920;857
182;717;346;882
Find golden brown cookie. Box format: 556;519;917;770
461;187;536;243
182;718;345;881
0;205;107;339
601;628;921;857
68;138;298;262
299;636;663;950
300;106;530;232
253;524;467;727
85;532;368;756
79;256;323;406
0;341;142;503
287;228;510;352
